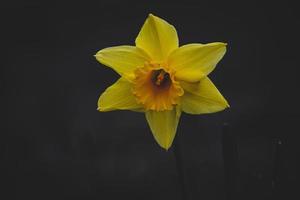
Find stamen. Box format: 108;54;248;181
151;69;170;88
155;70;166;85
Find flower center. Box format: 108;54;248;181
151;69;171;88
132;63;184;111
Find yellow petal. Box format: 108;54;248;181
135;14;179;62
145;107;181;150
95;45;151;80
180;77;229;114
168;43;227;82
98;77;143;112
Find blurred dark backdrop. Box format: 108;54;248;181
1;0;299;199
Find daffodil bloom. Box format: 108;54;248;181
95;14;229;150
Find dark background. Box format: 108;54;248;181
1;0;299;199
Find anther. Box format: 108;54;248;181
151;69;171;88
155;70;166;85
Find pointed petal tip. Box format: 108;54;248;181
160;143;171;151
147;13;159;21
213;42;227;47
153;137;170;150
224;98;230;108
148;13;155;18
95;50;103;56
97;106;107;112
216;42;227;47
160;138;174;151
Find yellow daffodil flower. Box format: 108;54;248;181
95;14;229;150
